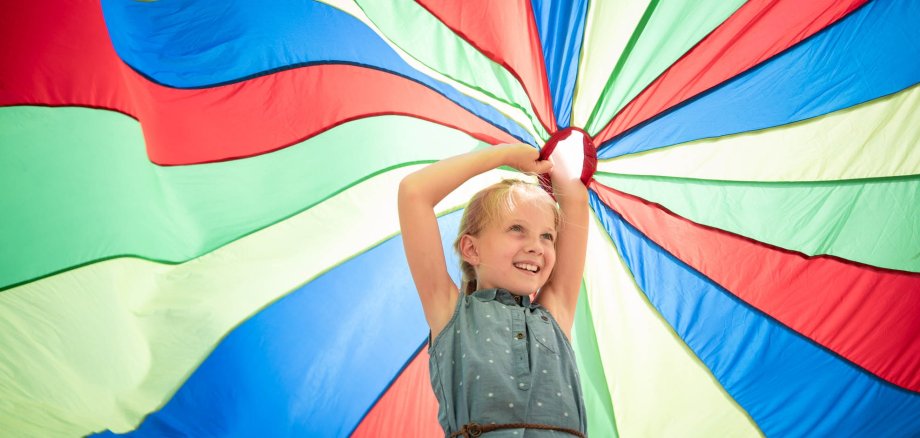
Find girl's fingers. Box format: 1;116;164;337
533;160;553;174
498;143;554;174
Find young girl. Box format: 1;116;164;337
398;142;590;437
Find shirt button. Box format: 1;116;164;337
541;315;548;321
515;332;525;340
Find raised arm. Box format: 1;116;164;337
398;144;552;339
535;154;590;340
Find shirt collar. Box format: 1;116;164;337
472;288;533;308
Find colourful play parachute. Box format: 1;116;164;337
2;0;919;436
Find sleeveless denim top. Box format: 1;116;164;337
428;288;587;437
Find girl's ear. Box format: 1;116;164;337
459;234;479;265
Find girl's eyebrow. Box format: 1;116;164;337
505;217;528;226
506;217;554;232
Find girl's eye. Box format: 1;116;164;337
541;233;555;242
508;224;524;232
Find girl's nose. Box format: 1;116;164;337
525;237;543;254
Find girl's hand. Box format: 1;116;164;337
499;143;553;175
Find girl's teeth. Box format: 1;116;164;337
515;263;538;272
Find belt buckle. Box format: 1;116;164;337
467;422;482;437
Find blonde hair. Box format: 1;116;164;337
453;179;561;294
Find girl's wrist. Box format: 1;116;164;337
490;143;513;164
484;143;514;169
491;142;540;171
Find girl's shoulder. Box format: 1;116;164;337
429;290;508;353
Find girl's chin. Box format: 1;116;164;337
505;283;546;296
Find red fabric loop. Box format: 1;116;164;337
538;127;597;196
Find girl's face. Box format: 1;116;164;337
463;196;557;296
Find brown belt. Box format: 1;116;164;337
449;422;586;438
